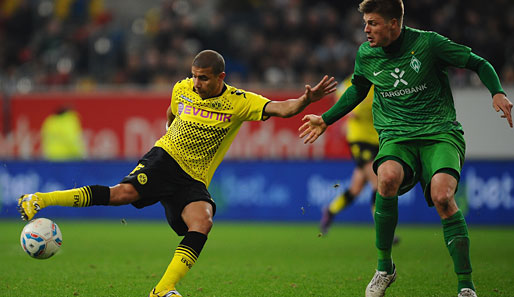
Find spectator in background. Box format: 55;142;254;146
1;0;512;92
41;105;86;160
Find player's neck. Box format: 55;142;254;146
383;27;404;53
201;84;227;100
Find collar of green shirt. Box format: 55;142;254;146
383;26;406;54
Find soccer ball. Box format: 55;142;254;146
20;218;63;259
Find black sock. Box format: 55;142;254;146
89;185;110;205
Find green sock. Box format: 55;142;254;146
442;210;475;292
374;192;398;274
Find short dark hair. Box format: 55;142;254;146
192;50;225;75
359;0;404;23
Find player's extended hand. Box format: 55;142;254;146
304;75;337;104
492;93;513;128
298;114;328;144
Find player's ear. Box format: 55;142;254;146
218;72;226;81
390;18;399;29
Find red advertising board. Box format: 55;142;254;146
1;91;350;160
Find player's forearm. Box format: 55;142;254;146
321;84;367;125
466;52;506;96
266;95;309;118
287;95;310;117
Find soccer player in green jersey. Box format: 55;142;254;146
299;0;513;296
18;50;337;297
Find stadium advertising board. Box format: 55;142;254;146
0;160;513;224
0;94;3;133
1;92;349;160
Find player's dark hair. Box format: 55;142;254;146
192;50;225;75
359;0;404;24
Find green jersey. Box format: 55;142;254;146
353;26;472;139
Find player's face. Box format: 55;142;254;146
363;12;398;47
192;66;226;99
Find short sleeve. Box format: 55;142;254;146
170;81;181;115
235;90;271;121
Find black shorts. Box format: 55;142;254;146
121;147;216;236
349;142;379;168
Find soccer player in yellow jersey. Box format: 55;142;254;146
18;50;337;297
320;76;380;234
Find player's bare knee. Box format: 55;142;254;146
109;184;139;205
431;188;452;208
187;214;213;234
182;201;214;234
378;172;401;197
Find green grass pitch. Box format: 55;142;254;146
1;219;513;296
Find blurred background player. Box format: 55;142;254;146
40;105;86;161
319;76;401;243
320;75;379;234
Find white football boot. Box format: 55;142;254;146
458;288;477;297
365;265;397;297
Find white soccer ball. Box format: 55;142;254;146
20;218;63;259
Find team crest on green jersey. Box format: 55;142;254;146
410;55;421;73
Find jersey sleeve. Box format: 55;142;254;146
169;80;183;116
430;32;471;68
351;48;373;92
353;46;367;79
321;50;372;125
235;90;271;121
466;52;506;96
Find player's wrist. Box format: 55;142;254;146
300;93;310;104
492;91;507;98
320;116;328;128
321;113;334;126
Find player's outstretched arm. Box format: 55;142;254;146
263;75;337;118
492;93;513;128
298;114;327;144
297;78;371;144
462;52;513;128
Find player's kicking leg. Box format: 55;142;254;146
18;184;136;221
18;193;45;221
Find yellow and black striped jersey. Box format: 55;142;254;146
337;77;379;145
155;78;270;187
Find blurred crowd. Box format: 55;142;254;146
1;0;513;93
